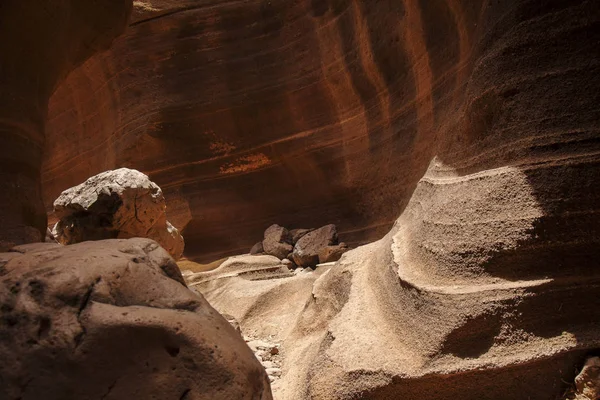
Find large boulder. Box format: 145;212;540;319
0;238;272;400
262;224;293;260
52;168;184;260
289;229;314;245
318;243;349;264
292;224;338;268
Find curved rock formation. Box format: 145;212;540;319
166;0;599;398
37;0;518;260
0;238;272;400
44;0;599;263
0;0;133;250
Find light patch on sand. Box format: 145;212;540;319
219;153;271;174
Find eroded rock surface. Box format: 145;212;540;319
0;0;132;250
0;238;271;400
574;357;600;400
318;244;348;264
43;0;600;262
53;168;184;260
292;224;338;268
185;3;600;397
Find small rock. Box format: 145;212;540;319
575;357;600;400
270;346;280;355
266;367;282;377
250;241;264;255
255;350;267;359
247;340;271;351
262;224;293;259
281;258;291;266
292;224;338;268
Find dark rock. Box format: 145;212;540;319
0;238;272;400
289;228;314;244
318;244;349;264
292;224;338;268
262;224;293;259
250;242;264;255
45;228;55;243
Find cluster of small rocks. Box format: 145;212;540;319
250;224;349;269
245;336;283;385
223;314;283;386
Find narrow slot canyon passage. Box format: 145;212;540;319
0;1;599;399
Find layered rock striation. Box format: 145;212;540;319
0;0;133;250
174;0;600;398
45;0;599;261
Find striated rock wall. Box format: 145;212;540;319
44;0;599;261
176;0;600;398
41;0;478;260
0;0;133;249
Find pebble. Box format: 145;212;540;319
247;340;271;351
255;349;266;359
266;367;282;377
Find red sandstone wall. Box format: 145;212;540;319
44;0;600;262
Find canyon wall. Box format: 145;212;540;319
42;0;481;260
44;0;599;264
177;2;600;398
0;0;132;249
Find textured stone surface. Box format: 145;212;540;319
53;168;184;259
318;244;348;264
262;225;293;260
289;229;313;245
0;0;133;250
292;224;338;268
574;357;600;400
45;0;600;262
0;238;272;400
176;0;600;398
250;241;265;255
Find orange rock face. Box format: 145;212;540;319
44;0;600;262
0;0;132;250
